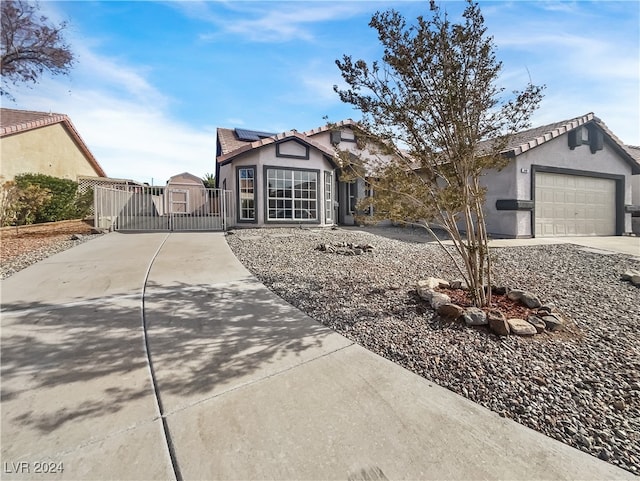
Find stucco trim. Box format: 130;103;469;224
275;138;310;159
235;165;258;224
530;165;626;237
262;165;321;225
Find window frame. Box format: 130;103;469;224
236;165;257;223
324;171;334;223
263;166;320;224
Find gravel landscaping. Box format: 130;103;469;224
0;220;102;279
227;226;640;474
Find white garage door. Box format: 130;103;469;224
535;172;616;237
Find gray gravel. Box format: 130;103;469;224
227;226;640;474
0;234;103;279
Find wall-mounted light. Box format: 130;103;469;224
521;168;529;173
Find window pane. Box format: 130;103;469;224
238;168;255;220
267;169;316;221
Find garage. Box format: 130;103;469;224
534;172;616;237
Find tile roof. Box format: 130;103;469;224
474;112;640;174
217;128;254;156
217;128;338;166
303;118;359;137
625;145;640;164
477;113;595;156
0;108;107;177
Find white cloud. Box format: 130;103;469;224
192;2;374;43
5;47;215;185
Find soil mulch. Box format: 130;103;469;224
1;219;95;263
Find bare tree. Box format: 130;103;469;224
1;0;74;98
334;0;544;307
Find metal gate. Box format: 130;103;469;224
94;185;235;232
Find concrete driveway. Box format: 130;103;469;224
1;232;634;480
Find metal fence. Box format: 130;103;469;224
94;185;235;232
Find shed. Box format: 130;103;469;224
166;172;208;214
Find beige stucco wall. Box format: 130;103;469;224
219;142;335;226
0;124;101;181
482;134;633;237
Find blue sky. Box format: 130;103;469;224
4;1;639;184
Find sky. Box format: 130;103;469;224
3;0;639;185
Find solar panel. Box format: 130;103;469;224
235;128;276;141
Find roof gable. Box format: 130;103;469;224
476;112;640;174
0;108;107;177
216;128;338;167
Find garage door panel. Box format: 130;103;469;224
535;172;615;237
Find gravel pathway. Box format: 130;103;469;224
227;226;640;474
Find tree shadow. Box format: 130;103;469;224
1;278;342;448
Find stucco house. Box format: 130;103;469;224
216;120;373;227
476;113;640;238
217;114;638;237
0;108;106;181
625;145;640;234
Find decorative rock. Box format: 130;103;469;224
542;314;565;332
575;434;592;449
429;292;451;310
520;291;542;309
612;399;626;411
507;289;526;302
532;376;547;386
598;449;611;461
506;289;542;308
437;303;465;320
491;285;508;295
621;269;640;281
487;310;510;336
353;248;363;255
70;234;83;241
417;277;450;290
416;284;432;301
449;279;468;290
527;315;546;333
463;307;488;326
507;318;537;336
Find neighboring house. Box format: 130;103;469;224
476;113;640;238
625;145;640;234
216;120;377;227
0;108;106;181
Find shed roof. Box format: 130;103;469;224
0;108;107;177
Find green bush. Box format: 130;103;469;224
14;173;86;223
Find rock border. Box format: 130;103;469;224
417;277;566;337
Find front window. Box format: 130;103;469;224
238;167;255;220
267;169;317;221
325;171;333;223
364;180;373;216
347;181;357;214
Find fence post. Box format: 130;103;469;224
222;189;227;231
94;186;98;230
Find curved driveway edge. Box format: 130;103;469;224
1;232;635;480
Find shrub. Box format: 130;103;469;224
14;173;80;223
0;179;52;226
